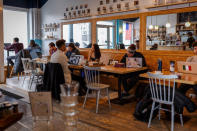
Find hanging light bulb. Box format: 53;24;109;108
155;25;159;30
185;21;191;27
166;14;171;28
149;25;153;29
166;22;171;28
185;12;191;27
149;16;153;29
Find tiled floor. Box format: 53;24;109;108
2;76;197;131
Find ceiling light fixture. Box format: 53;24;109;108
166;15;171;28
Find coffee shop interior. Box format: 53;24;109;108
1;0;197;130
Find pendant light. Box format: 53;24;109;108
155;16;159;30
185;12;191;27
149;16;153;30
166;14;171;28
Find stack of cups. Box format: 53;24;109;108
60;82;79;131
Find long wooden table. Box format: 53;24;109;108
69;65;148;104
140;72;197;85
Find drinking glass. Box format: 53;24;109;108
60;81;79;130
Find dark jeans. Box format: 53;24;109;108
7;56;16;66
122;76;139;94
72;74;87;96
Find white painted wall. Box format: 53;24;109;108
40;0;154;55
0;0;4;82
40;0;194;54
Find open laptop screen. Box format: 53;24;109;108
126;57;142;68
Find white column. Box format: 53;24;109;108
0;0;4;83
28;8;41;40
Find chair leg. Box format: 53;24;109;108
9;67;14;78
158;103;161;120
180;114;184;127
96;90;100;114
18;73;20;80
148;101;155;128
22;74;26;87
106;88;111;110
83;89;89;108
29;75;34;90
171;105;175;131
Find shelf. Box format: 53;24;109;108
146;0;197;9
97;8;139;16
61;14;92;20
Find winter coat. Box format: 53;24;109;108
43;63;65;101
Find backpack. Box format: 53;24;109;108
133;98;159;122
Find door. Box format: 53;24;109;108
97;25;114;49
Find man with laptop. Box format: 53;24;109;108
4;37;24;66
120;44;146;96
179;42;197;95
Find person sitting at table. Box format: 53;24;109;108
75;42;80;48
50;40;71;84
49;42;57;56
66;43;80;59
120;44;146;96
5;37;24;66
187;32;195;49
27;40;42;59
88;44;101;62
179;42;197;95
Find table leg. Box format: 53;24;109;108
118;75;122;99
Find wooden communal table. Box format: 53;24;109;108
69;65;148;104
140;72;197;85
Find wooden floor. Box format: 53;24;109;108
2;76;197;131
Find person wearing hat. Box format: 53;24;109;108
120;44;146;96
120;44;146;66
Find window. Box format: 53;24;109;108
3;9;28;64
62;22;91;48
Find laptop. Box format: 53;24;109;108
177;61;197;74
4;43;11;48
126;57;142;68
69;55;84;65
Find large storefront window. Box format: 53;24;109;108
3;9;28;64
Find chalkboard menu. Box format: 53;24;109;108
178;11;197;23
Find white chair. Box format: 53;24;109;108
21;58;32;87
147;72;183;131
83;66;111;113
28;60;44;90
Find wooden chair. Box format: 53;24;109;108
147;72;183;131
83;66;111;113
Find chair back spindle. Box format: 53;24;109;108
147;72;177;104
